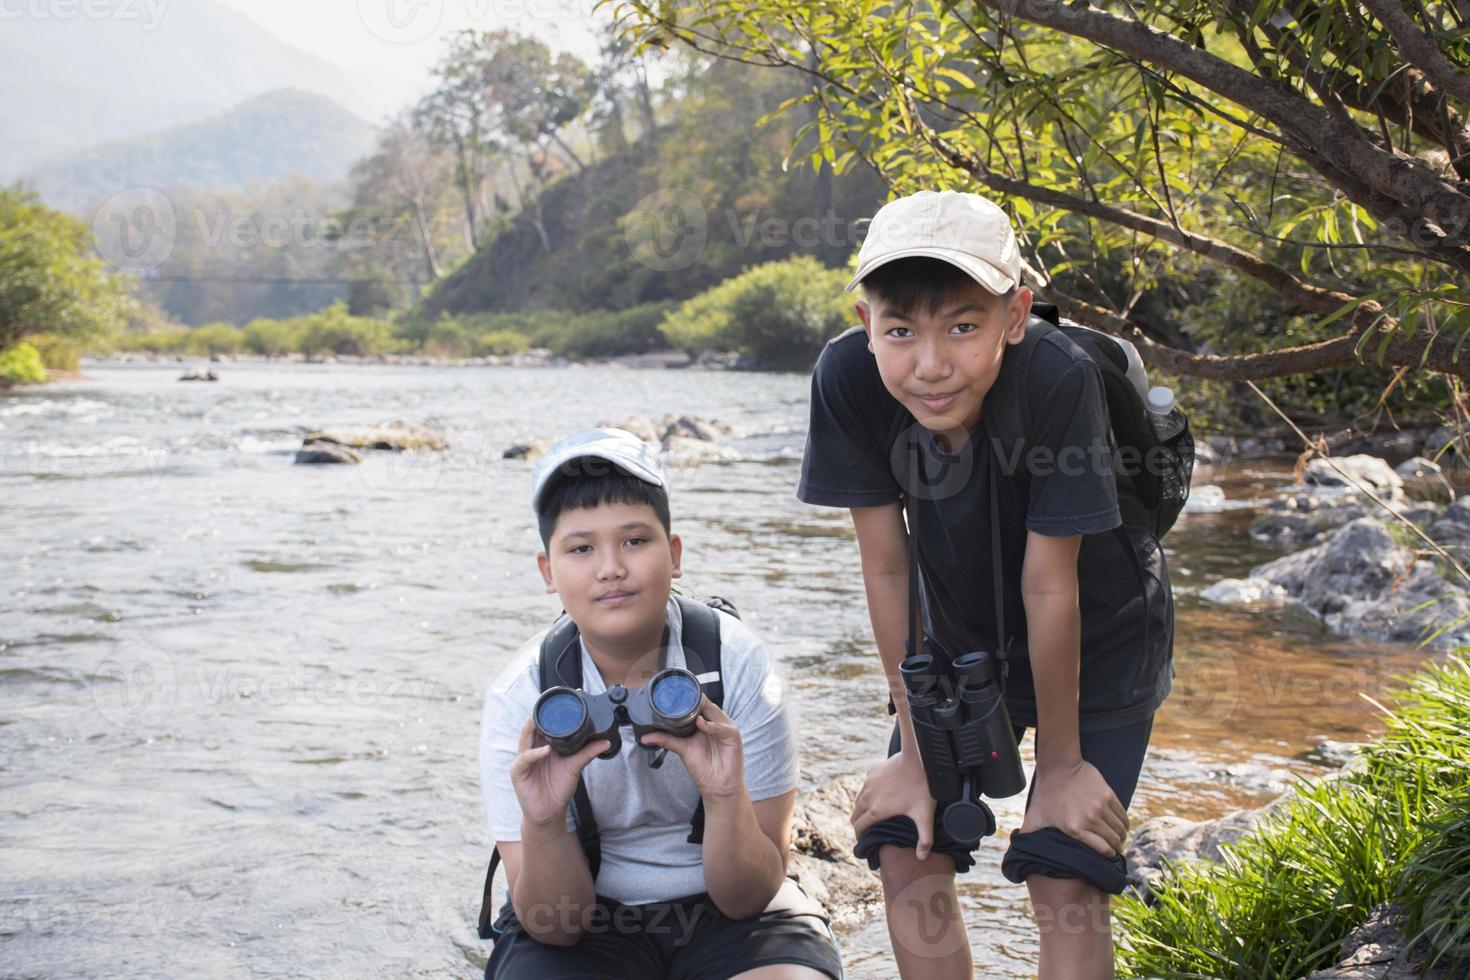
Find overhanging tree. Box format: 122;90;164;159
614;0;1470;383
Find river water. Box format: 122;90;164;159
0;361;1443;978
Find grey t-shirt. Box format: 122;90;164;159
479;598;800;905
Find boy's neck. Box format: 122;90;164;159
581;618;670;688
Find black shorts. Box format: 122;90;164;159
853;716;1153;891
485;877;843;980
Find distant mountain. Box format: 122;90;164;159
0;0;375;180
22;90;380;215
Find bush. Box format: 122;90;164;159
184;323;244;357
0;341;47;384
1116;654;1470;979
26;332;82;371
295;302;395;357
470;329;529;357
242;318;302;356
110;330;192;354
660;256;851;370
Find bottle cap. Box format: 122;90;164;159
1146;386;1175;414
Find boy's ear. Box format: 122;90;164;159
855;299;873;351
1005;287;1034;345
536;552;556;594
669;533;683;579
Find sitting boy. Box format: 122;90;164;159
478;428;843;980
798;191;1174;979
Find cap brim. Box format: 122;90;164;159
844;246;1017;295
531;444;667;516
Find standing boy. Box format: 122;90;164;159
479;428;843;979
798;191;1173;979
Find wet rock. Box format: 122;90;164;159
302;420;448;452
1125;808;1268;902
788;775;882;922
1193;439;1221;468
1397;457;1455;504
1299;903;1453;980
1200;577;1290;607
294;441;362;465
604;415;733;448
1251;494;1372;546
1302;455;1403;499
502;441;549;461
179;369;219;382
1302;740;1367;769
1251;518;1470;648
1185;484;1227;512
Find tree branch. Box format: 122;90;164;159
1363;0;1470;109
977;0;1470;247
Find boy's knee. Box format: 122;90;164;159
877;844;957;891
1026;874;1111;936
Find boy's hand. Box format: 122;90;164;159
638;699;745;801
850;748;936;860
1021;759;1128;857
509;715;610;830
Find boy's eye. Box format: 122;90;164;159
625;537;647;547
952;322;977;334
886;327;913;339
568;544;592;555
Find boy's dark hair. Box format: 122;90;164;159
536;461;672;549
860;256;1017;318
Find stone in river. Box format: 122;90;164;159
302;420;448;452
295;441;362;465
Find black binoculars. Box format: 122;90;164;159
533;666;705;759
901;643;1027;844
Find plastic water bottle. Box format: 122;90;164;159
1147;386;1186;441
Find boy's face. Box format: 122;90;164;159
536;499;682;650
856;278;1032;442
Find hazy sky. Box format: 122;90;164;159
213;0;607;115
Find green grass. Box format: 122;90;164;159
1116;654;1470;979
0;341;48;384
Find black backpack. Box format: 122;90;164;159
476;595;734;942
989;304;1195;539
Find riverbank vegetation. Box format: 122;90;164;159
1116;653;1470;978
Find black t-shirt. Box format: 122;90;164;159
797;323;1173;730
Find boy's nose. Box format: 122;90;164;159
913;340;950;381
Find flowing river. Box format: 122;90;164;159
0;361;1443;978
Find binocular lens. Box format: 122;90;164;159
650;672;700;718
535;691;587;738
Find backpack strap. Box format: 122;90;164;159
674;597;725;845
536;616;604;881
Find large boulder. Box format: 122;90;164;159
303;420;448;452
1302;455;1403;498
787;775;882;922
1252;518;1470;647
602;415;733;448
1125;808;1269;902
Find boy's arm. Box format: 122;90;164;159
700;787;796;919
1019;530;1128;856
495;831;597;946
846;502;939;858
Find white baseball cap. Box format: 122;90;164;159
846;190;1021;294
531;428;668;518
